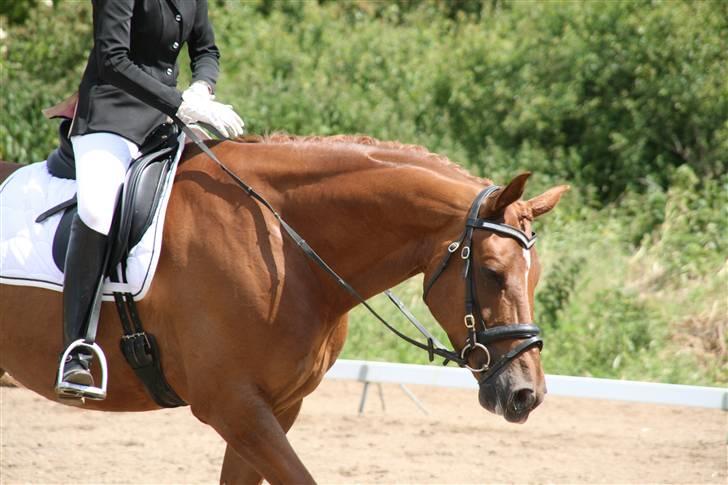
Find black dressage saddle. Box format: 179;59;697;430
37;119;180;273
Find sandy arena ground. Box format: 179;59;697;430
1;378;725;484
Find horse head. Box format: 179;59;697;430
423;173;569;423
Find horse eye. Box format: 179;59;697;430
480;266;505;288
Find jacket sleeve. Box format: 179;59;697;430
188;0;220;92
93;0;183;117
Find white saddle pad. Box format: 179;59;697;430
0;137;184;301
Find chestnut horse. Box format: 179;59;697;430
0;135;568;484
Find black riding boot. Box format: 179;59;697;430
56;214;108;394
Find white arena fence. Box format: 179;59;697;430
325;359;727;410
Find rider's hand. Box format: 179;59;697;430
176;82;244;139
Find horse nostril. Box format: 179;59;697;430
511;388;536;413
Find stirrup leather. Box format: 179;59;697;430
55;339;108;400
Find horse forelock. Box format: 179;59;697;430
236;133;489;186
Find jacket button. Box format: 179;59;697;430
166;68;173;76
175;14;181;22
172;41;179;50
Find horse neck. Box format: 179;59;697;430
258;143;483;310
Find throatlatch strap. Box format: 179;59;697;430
422;230;465;299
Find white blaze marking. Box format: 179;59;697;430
523;249;531;318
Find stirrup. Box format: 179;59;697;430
55;339;108;400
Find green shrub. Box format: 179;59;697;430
536;255;584;330
643;165;728;281
544;288;664;378
0;2;91;162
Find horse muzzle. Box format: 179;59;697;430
479;381;544;423
477;348;546;423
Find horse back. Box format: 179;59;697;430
0;161;22;183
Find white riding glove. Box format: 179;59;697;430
176;82;245;139
184;80;214;100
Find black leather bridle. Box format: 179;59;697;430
178;122;543;384
421;185;543;383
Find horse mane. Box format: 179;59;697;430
236;133;490;185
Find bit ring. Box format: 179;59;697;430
461;342;491;373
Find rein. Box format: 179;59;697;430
177;121;543;381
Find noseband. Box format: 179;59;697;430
422;186;543;383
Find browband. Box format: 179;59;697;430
466;219;537;249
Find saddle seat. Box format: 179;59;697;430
41;119;181;274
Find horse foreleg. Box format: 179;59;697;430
219;445;262;485
219;401;303;485
203;393;312;485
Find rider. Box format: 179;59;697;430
56;0;243;398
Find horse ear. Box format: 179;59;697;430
492;172;531;213
527;185;570;218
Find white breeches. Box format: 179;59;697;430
71;133;140;235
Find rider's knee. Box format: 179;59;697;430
77;203;113;236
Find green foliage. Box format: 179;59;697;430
438;0;727;200
536;255;584;330
0;1;91;162
1;0;725;385
0;0;60;26
533;176;727;385
544;288;663;378
642;166;728;280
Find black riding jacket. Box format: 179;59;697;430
70;0;220;146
